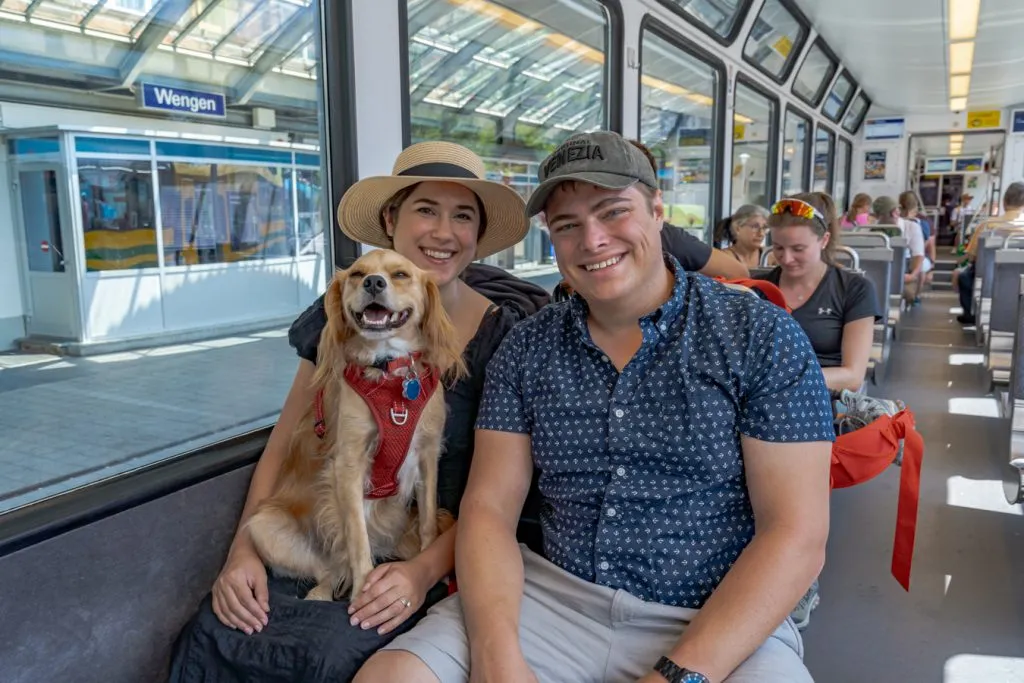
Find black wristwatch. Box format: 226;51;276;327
653;656;710;683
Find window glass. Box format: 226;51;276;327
656;0;747;39
79;159;158;271
742;0;807;80
782;109;810;195
640;30;719;241
842;93;870;133
835;138;851;211
405;0;610;270
793;42;837;107
813;126;834;193
732;81;775;212
823;71;854;122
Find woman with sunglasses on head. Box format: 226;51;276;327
714;204;770;269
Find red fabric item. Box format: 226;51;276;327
312;361;439;499
714;277;791;313
831;408;924;591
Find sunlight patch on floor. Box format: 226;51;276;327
945;654;1024;682
946;476;1023;517
948;397;1001;418
948;353;985;366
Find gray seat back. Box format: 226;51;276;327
991;249;1024;333
833;246;860;271
849;246;894;318
1014;274;1024;404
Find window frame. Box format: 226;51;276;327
836;136;852;210
842;91;872;134
792;38;839;109
822;68;857;124
397;0;625;147
654;0;755;46
733;72;780;209
740;0;811;86
638;14;728;241
782;104;812;195
813;123;836;195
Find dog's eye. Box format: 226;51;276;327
348;270;365;279
393;271;410;280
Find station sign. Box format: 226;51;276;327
864;117;904;140
139;83;226;119
965;110;1001;129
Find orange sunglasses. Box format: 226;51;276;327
771;198;826;224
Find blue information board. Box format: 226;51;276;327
140;83;226;118
864;117;905;140
1013;110;1024;134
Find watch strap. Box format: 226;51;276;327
653;656;710;683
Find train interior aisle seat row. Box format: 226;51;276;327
0;0;1022;681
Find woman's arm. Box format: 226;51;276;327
821;317;874;392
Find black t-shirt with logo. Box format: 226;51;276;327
758;265;880;367
661;222;713;272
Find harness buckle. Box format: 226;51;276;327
390;403;409;426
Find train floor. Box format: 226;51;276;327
803;289;1024;682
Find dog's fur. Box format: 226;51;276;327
247;250;464;600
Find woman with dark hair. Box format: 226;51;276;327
714;204;769;269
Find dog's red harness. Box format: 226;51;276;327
313;355;439;499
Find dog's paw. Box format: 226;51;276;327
305;583;335;602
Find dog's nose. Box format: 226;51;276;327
363;275;387;296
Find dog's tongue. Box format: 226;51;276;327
363;307;391;325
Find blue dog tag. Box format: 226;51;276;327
402;376;421;401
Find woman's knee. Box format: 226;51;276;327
353;650;440;683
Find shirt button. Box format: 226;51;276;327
614;408;624;418
606;507;616;517
599;561;610;571
616;466;626;477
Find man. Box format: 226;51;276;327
953;182;1024;325
873;195;928;305
355;131;835;683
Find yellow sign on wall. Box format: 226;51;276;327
774;35;793;58
967;110;1001;129
734;123;746;141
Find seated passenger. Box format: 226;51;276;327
873;195;928;305
715;204;770;269
168;142;545;683
953;181;1024;325
355;130;835;683
758;193;880;396
840;193;873;228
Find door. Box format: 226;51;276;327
15;166;79;339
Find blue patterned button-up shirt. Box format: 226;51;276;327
475;257;835;608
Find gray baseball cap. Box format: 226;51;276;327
526;131;658;217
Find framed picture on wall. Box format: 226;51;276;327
864;151;887;180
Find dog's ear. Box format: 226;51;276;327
421;277;466;381
316;274;355;374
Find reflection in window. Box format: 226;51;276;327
405;0;609;269
835;138;851;211
296;168;324;256
782;110;809;195
641;31;719;240
159;163;294;266
843;93;869;133
813;127;834;193
657;0;747;38
793;42;837;106
78;159;158;271
823;72;854;122
732;82;775;212
743;0;806;80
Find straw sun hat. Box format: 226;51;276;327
337;141;530;259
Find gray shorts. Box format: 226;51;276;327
382;545;811;683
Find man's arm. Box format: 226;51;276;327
457;429;536;682
655;437;831;682
701;248;750;279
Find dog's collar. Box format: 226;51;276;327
368;351;422;375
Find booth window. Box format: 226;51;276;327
403;0;614;270
813;125;835;193
843;92;870;133
822;70;855;122
78;159;158;271
835;138;851;211
792;41;837;108
656;0;751;43
782;108;810;195
732;78;778;212
742;0;807;83
640;22;723;242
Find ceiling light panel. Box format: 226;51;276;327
949;41;975;74
948;0;981;41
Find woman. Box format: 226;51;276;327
714;204;769;269
840;193;872;228
757;192;880;631
169;141;539;682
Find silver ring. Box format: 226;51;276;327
400;598;411;609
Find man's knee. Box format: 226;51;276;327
354;650;440;683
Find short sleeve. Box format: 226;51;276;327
844;272;881;323
287;295;327;365
738;312;835;443
474;323;531;434
661;225;712;272
904;221;925;257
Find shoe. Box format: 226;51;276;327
790;581;820;631
957;314;976;325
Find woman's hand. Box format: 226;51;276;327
211;547;270;635
347;560;434;635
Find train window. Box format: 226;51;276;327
403;0;613;270
793;41;838;108
822;70;855;122
782;108;810;195
843;92;871;134
835;138;852;211
742;0;808;83
813;125;835;193
656;0;752;43
640;22;724;242
732;77;778;211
